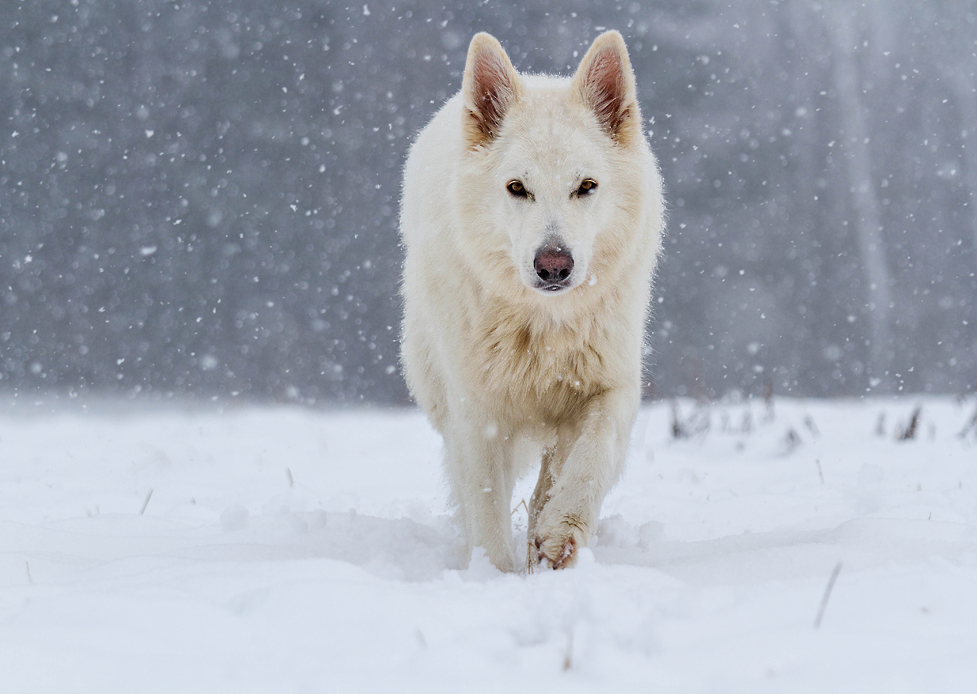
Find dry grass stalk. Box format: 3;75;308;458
814;562;843;628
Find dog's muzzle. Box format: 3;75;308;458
533;244;574;292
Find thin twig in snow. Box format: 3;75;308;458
286;467;294;488
814;562;843;628
26;561;32;585
562;628;574;671
816;459;824;485
804;415;819;437
783;427;802;453
140;489;154;515
897;406;922;441
741;410;753;435
959;406;977;439
670;400;685;439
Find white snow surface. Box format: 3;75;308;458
3;396;977;692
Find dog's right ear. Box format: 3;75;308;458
462;33;521;149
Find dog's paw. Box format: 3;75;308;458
530;513;588;571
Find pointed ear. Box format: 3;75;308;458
461;33;522;149
571;31;640;145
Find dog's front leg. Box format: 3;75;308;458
444;413;517;572
531;390;637;569
526;433;571;573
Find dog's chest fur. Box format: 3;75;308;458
472;298;615;423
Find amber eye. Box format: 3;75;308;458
506;180;529;198
577;178;598;196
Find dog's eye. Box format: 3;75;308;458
506;180;529;198
577;179;598;196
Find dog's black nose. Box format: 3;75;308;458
534;246;574;285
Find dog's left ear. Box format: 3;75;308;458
572;31;640;145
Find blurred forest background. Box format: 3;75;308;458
1;0;975;406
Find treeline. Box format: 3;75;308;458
0;0;974;404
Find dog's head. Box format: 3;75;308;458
458;31;648;298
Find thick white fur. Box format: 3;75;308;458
400;31;664;571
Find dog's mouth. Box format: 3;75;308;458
533;279;572;294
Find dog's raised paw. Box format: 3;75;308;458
532;520;585;570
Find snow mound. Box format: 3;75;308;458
2;397;976;692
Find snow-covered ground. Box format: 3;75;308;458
3;396;977;692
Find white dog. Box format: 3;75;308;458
400;31;664;571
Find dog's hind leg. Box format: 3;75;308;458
444;415;517;572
